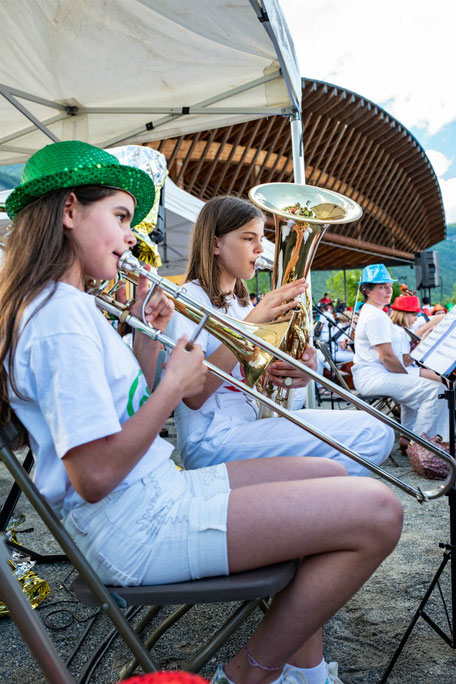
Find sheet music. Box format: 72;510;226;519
411;305;456;378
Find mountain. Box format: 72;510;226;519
427;223;456;301
0;164;24;191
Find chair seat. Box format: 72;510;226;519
71;560;297;607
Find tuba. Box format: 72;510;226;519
249;182;362;410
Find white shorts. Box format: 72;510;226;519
63;463;231;586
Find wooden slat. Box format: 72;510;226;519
145;78;445;268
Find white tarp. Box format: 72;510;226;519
0;0;300;165
159;177;205;275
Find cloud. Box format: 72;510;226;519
280;0;456;136
423;150;456;223
426;150;453;178
439;176;456;224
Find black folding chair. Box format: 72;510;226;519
0;421;296;681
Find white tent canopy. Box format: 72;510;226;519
0;189;11;229
159;177;205;275
0;0;301;170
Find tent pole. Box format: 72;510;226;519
289;111;315;408
290;112;305;184
0;85;60;143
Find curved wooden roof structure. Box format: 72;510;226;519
147;78;445;269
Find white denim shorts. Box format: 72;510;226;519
63;462;230;586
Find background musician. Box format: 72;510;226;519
330;311;355;365
0;143;403;684
352;264;449;448
389;295;421;367
166;196;394;477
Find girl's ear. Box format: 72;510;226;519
62;192;79;230
213;235;221;256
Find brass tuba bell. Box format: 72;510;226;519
249;182;362;409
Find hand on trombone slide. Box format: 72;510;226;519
161;336;208;400
267;344;318;390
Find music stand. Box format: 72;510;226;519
381;311;456;681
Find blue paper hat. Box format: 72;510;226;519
359;264;396;284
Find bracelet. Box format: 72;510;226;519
244;644;284;672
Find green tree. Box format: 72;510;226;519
325;269;402;307
325;269;362;307
451;283;456;305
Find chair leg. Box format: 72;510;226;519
0;537;73;684
186;600;262;673
0;437;159;675
1;448;67;563
0;448;34;532
120;604;193;680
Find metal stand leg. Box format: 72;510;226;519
382;382;456;680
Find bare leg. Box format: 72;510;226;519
226;456;347;489
223;477;403;684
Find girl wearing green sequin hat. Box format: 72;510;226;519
5;140;155;225
0;140;404;684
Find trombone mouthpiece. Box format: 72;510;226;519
118;250;140;272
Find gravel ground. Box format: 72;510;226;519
1;414;456;683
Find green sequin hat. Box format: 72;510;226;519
5;140;155;226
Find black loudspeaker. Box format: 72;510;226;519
415;251;440;289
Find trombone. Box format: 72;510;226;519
93;250;456;503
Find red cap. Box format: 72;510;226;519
391;295;421;313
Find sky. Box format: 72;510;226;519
279;0;456;224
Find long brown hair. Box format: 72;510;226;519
0;186;116;432
185;196;264;310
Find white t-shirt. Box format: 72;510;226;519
410;313;427;333
9;282;174;515
318;310;336;343
352;303;404;378
165;281;258;451
397;325;412;355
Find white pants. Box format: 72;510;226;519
353;368;449;440
176;393;394;477
333;349;354;364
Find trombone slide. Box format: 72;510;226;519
96;290;455;503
